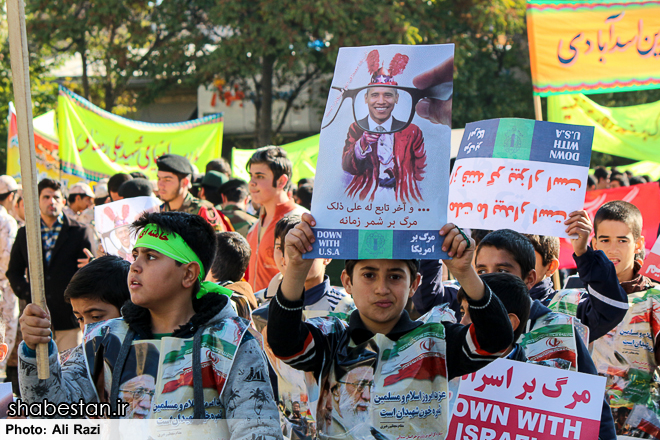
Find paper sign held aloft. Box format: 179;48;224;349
308;44;455;260
447;118;594;238
94;196;160;262
448;358;605;440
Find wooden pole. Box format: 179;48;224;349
7;0;50;379
533;95;543;121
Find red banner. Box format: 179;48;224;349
559;182;660;269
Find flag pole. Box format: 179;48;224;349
7;0;50;379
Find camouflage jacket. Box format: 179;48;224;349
162;192;231;232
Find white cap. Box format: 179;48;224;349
94;183;109;199
70;182;95;198
0;176;19;194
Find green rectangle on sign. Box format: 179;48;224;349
492;119;535;160
358;230;393;259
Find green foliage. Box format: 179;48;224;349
0;3;58;173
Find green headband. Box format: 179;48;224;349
134;223;232;300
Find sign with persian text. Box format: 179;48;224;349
447;118;594;238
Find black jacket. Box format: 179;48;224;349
7;214;95;331
528;301;616;440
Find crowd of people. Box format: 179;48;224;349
0;145;658;440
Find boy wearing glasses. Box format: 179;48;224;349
17;212;280;438
268;213;513;439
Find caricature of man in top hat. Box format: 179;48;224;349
342;50;426;204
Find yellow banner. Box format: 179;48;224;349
547;93;660;162
527;1;660;96
58;87;223;181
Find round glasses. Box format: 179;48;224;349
322;83;452;134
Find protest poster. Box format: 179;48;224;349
558;182;660;269
447;118;594;238
308;44;455;260
94;196;160;262
641;233;660;282
447;358;605;440
527;1;660;96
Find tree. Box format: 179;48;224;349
0;4;58;173
202;0;428;147
27;0;216;112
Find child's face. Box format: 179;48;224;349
129;247;195;309
341;260;420;334
70;297;122;330
592;220;644;282
249;163;284;205
475;245;537;289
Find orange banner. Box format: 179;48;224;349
527;1;660;96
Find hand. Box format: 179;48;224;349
413;56;454;126
77;248;95;268
565;210;592;257
439;223;484;302
19;304;52;351
281;213;317;301
97;243;107;257
284;213;316;274
360;132;381;151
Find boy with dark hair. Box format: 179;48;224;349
246;146;306;291
474;227;617;439
252;215;354;437
218;179;256;239
107;173;133;202
610;171;629;188
588;200;660;436
63;255;131;329
207;231;257;313
267;214;514;439
458;273;530;360
18;212;280;434
594;166;610;190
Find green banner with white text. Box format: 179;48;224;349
548;93;660;163
58;87;223;182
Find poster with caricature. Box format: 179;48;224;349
307;44;454;260
94;196;160;262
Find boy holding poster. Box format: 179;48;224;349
587;201;660;436
267;213;514;439
17;212;280;437
460;229;617;439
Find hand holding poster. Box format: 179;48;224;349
448;359;605;440
308;44;455;260
447;119;594;238
94;196;160;261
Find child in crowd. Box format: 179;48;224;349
63;255;130;330
472;228;617;439
207;231;258;315
588;201;660;436
267;213;513;439
18;212;280;436
252;215;354;438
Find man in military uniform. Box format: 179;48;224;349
156;154;230;231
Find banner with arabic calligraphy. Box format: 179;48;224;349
548;93;660;163
307;44;455;260
448;359;605;440
58;86;223;182
6;104;88;188
558;182;660;270
447;118;594;238
527;1;660;96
